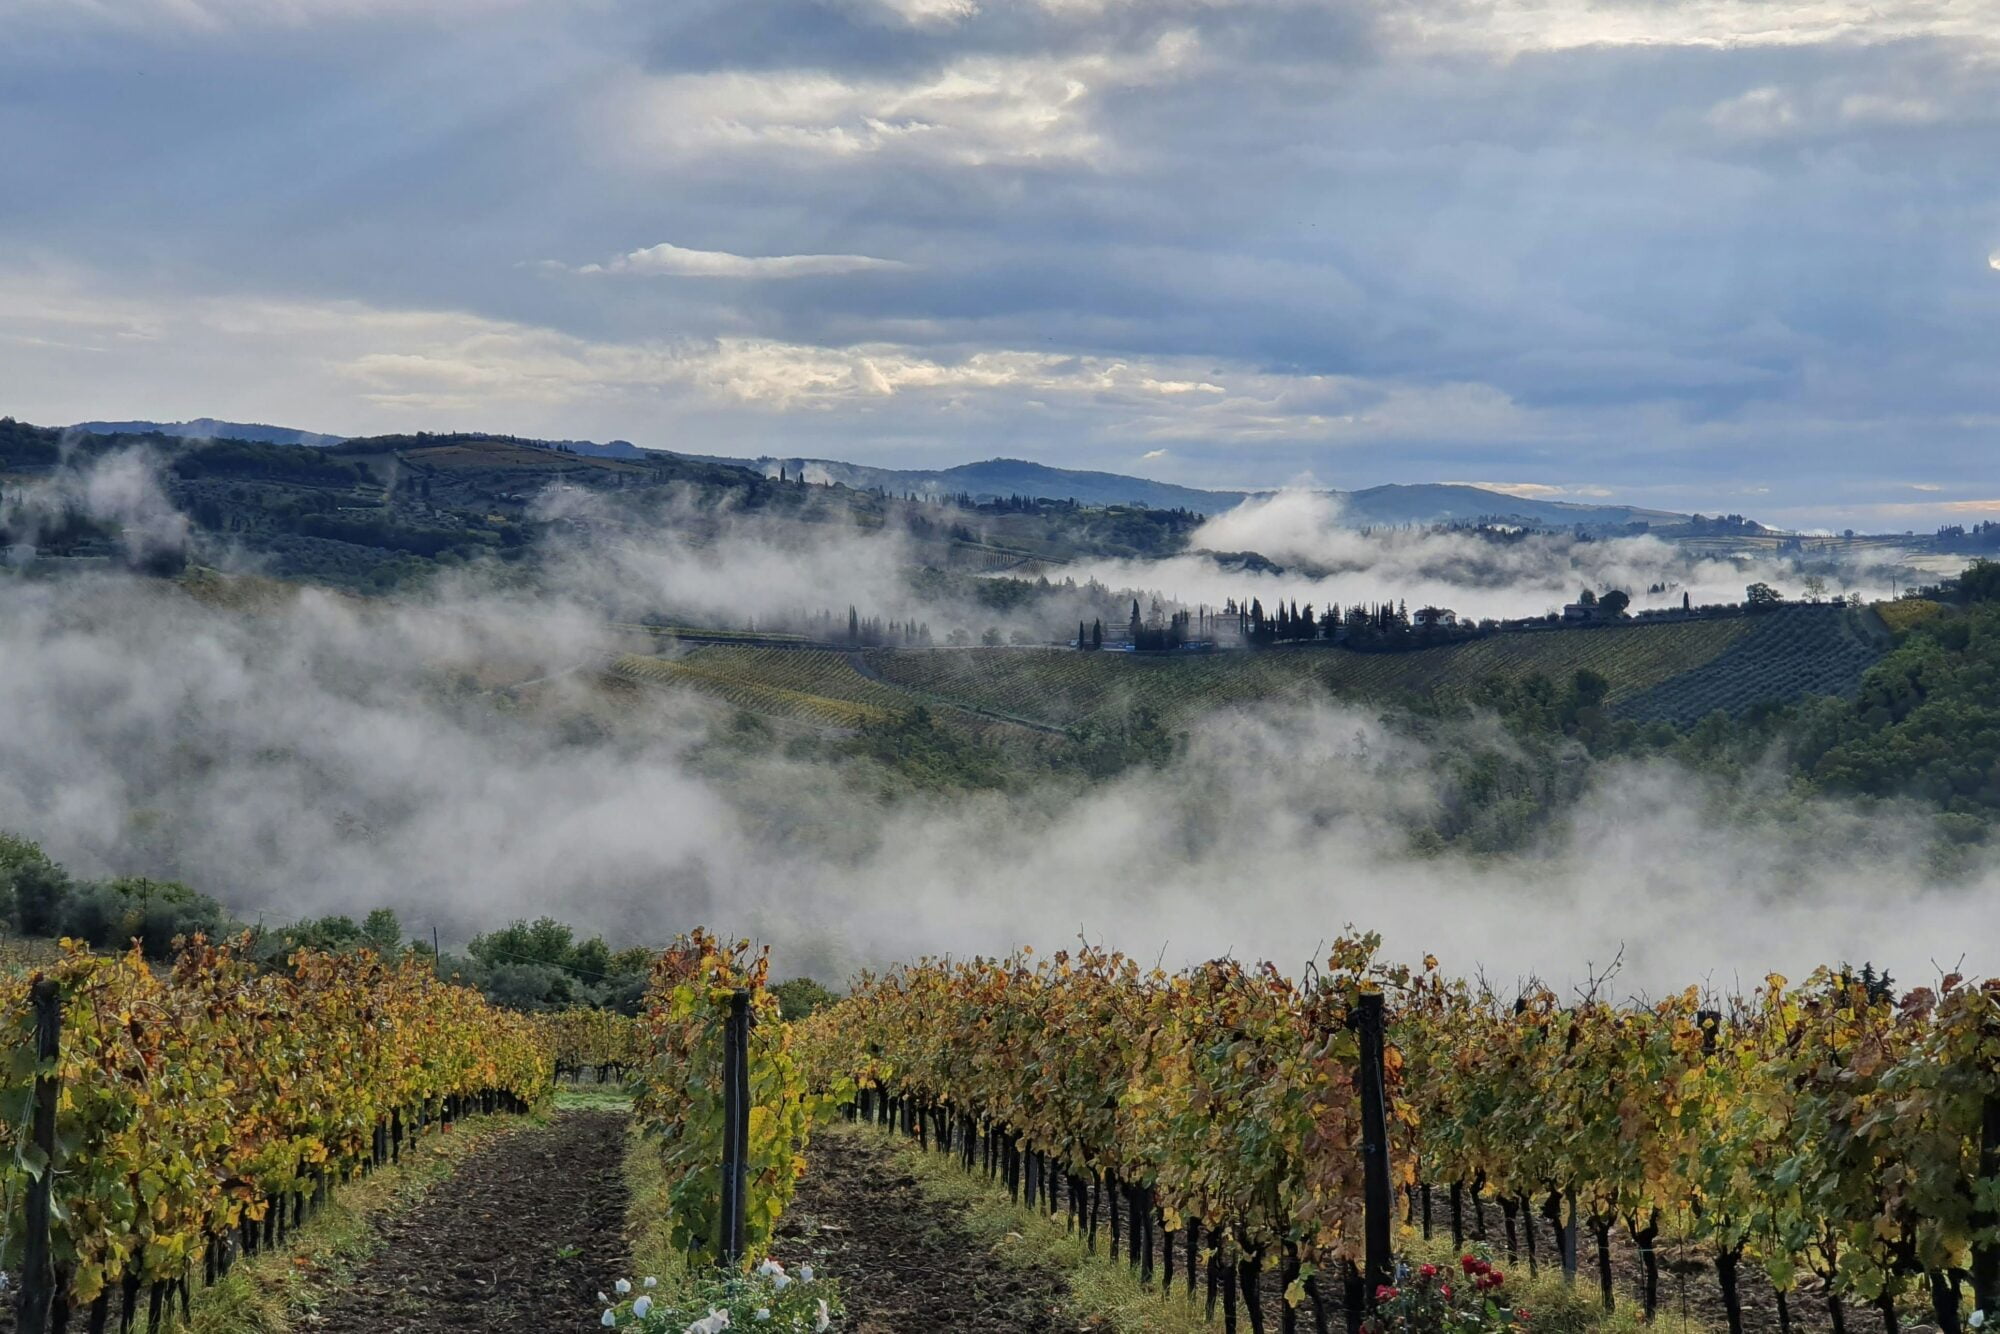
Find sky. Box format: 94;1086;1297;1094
0;0;1995;530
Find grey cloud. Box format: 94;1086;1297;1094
1;0;1996;521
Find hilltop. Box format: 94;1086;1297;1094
0;420;1208;587
70;417;348;448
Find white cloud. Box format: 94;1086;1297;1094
873;0;979;25
598;30;1200;168
564;240;908;279
1706;86;1800;137
1453;480;1613;499
1400;0;2000;56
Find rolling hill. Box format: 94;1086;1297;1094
606;605;1890;736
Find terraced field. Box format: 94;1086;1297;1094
867;606;1887;730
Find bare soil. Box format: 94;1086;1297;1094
304;1110;630;1333
776;1127;1079;1333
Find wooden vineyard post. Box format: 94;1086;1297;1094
718;988;752;1268
1975;1094;2000;1314
17;976;61;1334
1354;990;1394;1307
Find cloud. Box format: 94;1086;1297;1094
1124;488;1911;621
0;0;529;33
1399;0;2000;56
597;28;1200;167
873;0;979;26
1141;448;1167;460
564;240;909;279
0;268;1528;443
1452;480;1614;500
2;0;1997;525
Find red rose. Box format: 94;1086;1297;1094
1461;1255;1479;1273
1419;1265;1439;1279
1376;1285;1399;1301
1441;1285;1454;1299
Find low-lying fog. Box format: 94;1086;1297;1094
0;452;1982;994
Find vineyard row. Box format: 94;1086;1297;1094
793;939;2000;1334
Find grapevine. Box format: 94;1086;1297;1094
629;930;835;1264
0;938;550;1314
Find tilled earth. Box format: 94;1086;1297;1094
777;1128;1078;1334
305;1110;629;1333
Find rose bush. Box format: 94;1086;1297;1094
1363;1249;1525;1334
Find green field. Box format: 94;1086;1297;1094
608;646;1037;736
609;607;1889;735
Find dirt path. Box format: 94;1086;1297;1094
304;1111;629;1333
775;1127;1077;1334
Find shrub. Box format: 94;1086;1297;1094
597;1261;841;1332
1365;1250;1525;1334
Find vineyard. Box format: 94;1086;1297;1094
863;607;1885;731
0;940;550;1328
1616;606;1890;726
7;927;1999;1334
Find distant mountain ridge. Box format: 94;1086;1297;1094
64;418;1700;531
673;452;1243;513
679;452;1691;530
